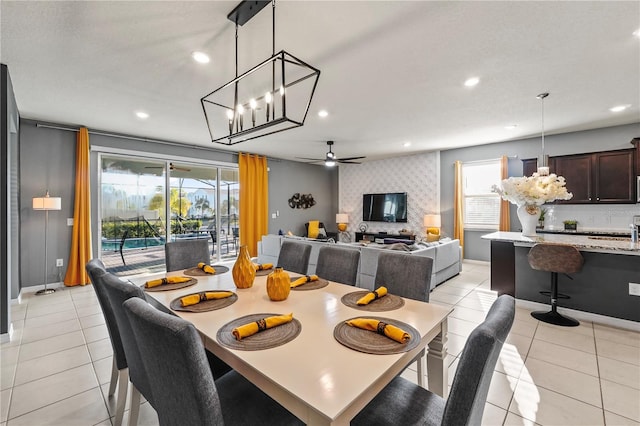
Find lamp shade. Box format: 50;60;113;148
423;214;441;228
33;194;61;211
336;213;349;224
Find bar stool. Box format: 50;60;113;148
527;243;584;327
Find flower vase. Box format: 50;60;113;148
232;245;256;289
517;204;540;237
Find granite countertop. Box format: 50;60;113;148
482;231;640;255
538;228;632;237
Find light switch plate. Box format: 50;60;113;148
67;218;74;226
629;283;640;297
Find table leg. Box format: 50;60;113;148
416;349;426;388
427;319;448;398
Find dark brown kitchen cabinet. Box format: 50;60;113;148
553;149;635;204
522;158;538;177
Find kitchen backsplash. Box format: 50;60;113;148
543;204;640;231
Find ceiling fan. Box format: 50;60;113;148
296;141;365;167
144;162;191;172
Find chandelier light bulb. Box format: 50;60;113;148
249;99;257;126
237;104;244;131
265;92;272;122
279;85;285;96
226;109;234;120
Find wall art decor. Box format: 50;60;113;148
288;193;316;209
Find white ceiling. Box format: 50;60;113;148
1;1;639;163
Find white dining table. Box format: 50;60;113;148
132;268;452;426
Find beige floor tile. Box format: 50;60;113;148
495;344;526;378
17;330;86;363
598;356;640;390
0;346;19;368
433;285;472;298
449;305;487;324
80;313;106;329
527;339;598;376
504;333;533;360
10;308;27;322
534;324;596;354
446;333;469;357
76;304;103;318
25;301;75;319
503;412;540;425
83;324;109;344
93;356;115;385
24;309;77;329
14;345;91;386
448;316;478;338
482;402;507;426
510;319;538;338
8;387;110;426
595;324;640;348
509;380;604;425
87;338;113;362
604;410;640;426
100;382;147;415
444;279;479;291
486;371;518;410
519;357;602;407
120;401;159;426
537;320;594;337
20;319;81;344
597;339;640;366
601;379;640;422
456;290;497;312
0;389;10;423
430;291;464;305
514;307;538;325
0;363;16;391
8;364;99;419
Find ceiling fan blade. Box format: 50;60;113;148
337;156;366;161
337;160;362;164
296;156;325;161
144;166;164;169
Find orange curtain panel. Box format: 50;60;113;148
64;127;92;286
238;153;268;257
499;155;510;231
453;160;464;258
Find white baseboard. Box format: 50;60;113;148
516;299;640;332
19;281;64;296
0;323;15;343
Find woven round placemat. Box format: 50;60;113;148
217;313;302;351
341;291;405;312
289;276;329;291
254;268;274;277
183;265;230;277
334;316;420;355
142;277;197;292
169;292;238;312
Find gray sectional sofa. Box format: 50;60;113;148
256;234;462;291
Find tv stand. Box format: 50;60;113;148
356;232;415;243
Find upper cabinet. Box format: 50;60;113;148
522;146;637;204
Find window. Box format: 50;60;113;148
462;160;501;229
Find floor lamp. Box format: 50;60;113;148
33;191;61;295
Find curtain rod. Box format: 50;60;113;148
454;155;518;165
35;122;237;156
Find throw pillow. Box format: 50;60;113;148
308;220;320;239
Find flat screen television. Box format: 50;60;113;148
362;192;408;223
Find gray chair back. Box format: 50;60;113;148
165;239;210;272
277;240;312;275
123;297;224;426
316;246;360;285
86;259;128;370
442;295;515;426
374;251;433;302
100;272;154;405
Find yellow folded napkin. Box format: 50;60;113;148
290;275;319;288
345;318;411;344
197;262;216;274
232;313;294;340
180;291;234;307
145;276;191;288
253;263;273;271
356;286;388;305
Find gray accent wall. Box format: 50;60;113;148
440;123;640;261
266;158;338;236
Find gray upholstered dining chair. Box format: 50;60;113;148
101;272;156;426
276;240;312;274
122;297;304;426
165;239;210;272
315;246;360;285
86;259;128;426
352;294;515;426
374;251;433;302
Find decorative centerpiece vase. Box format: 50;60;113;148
517;204;540;237
266;267;291;301
232;245;256;289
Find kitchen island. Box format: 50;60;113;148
482;232;640;322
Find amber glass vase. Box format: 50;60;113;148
266;267;291;301
232;245;256;289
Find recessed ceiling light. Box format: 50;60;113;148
135;111;149;119
191;51;210;64
609;104;631;112
403;141;411;147
464;77;480;87
504;124;518;130
633;29;640;38
318;110;329;118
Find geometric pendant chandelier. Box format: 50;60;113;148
201;0;321;145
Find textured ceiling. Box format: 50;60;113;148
1;1;639;163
